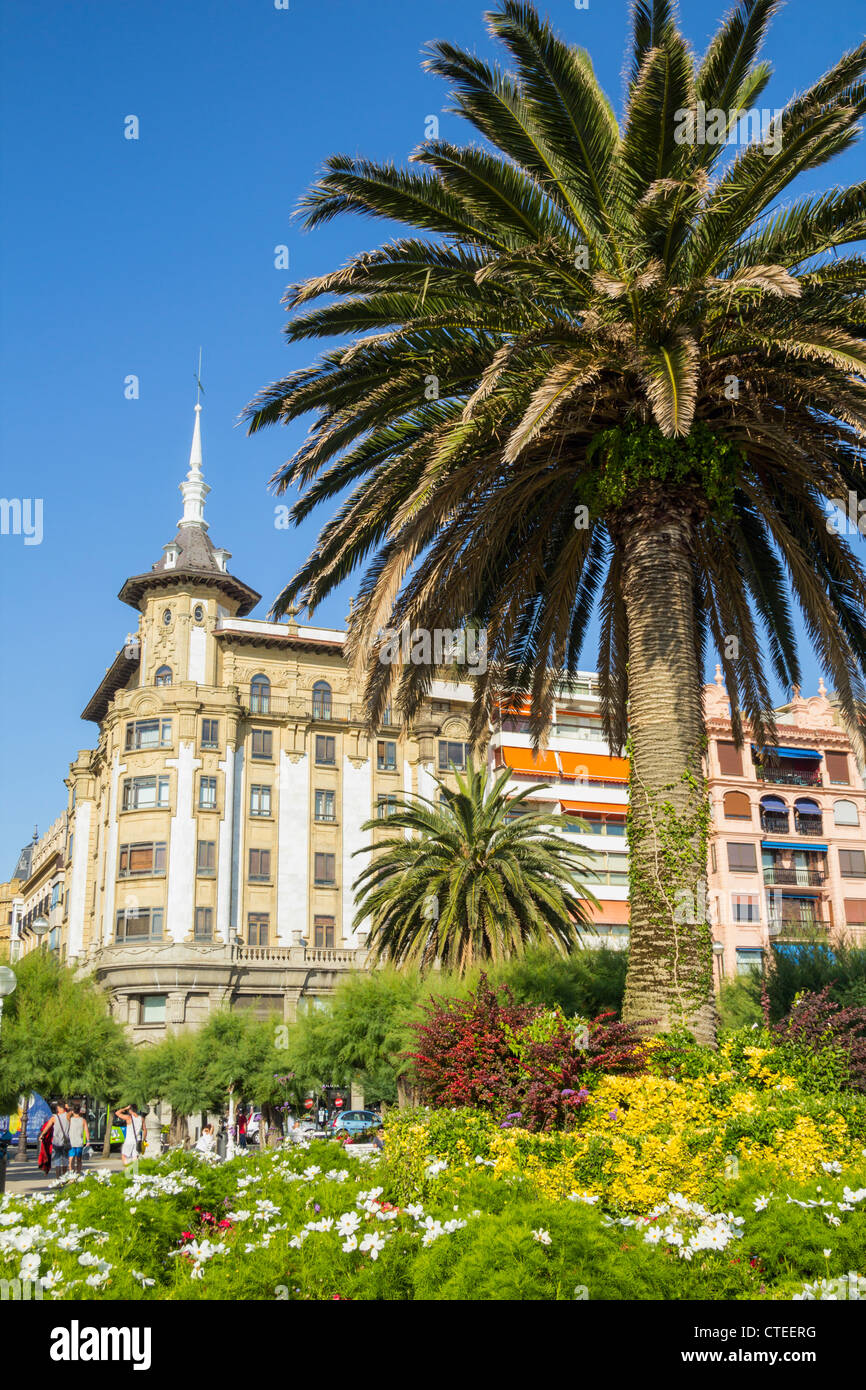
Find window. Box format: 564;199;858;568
115;907;163;942
825;751;850;784
250;674;270;713
119;842;167;877
248;913;269;946
196;840;216;876
839;848;866;878
315;735;336;766
717;740;743;777
727;842;758;872
199;776;217;810
194;907;213;941
438;740;470;771
315;789;336;822
50;882;61;910
125;718;172;751
844;899;866;926
201;718;219;749
155;665;172;687
382;705;393;727
314;852;336;886
833;800;859;827
251;728;273;760
736;948;763;977
140;995;167;1024
377;794;398;819
723;791;751;820
249;848;271;881
377;739;397;771
122;775;170;811
731;894;760;923
314;915;335;948
312;680;332;720
250;784;271;817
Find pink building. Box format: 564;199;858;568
705;669;866;983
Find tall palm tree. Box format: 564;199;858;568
245;1;866;1041
352;763;599;973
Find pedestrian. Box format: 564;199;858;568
373;1125;385;1152
37;1112;54;1176
49;1103;71;1178
67;1104;89;1175
195;1124;216;1155
237;1108;248;1150
115;1104;144;1171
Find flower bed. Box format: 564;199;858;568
1;1121;864;1300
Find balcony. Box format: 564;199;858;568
763;866;826;887
755;766;821;787
241;693;398;727
759;813;824;837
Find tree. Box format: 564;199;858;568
0;950;131;1153
352;763;598;972
245;1;866;1042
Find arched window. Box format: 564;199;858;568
723;791;751;820
794;797;823;834
759;794;788;832
250;674;270;714
834;799;859;827
155;665;172;687
312;680;332;721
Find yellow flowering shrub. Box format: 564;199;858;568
387;1061;866;1211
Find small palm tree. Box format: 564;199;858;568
246;1;866;1039
352;763;599;973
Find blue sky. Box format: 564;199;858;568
1;0;864;870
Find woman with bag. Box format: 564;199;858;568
48;1103;71;1178
115;1104;143;1169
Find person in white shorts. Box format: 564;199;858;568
115;1104;143;1170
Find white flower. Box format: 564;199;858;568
823;1248;832;1258
85;1271;109;1288
424;1160;448;1179
826;1215;841;1227
359;1232;386;1260
532;1229;552;1246
753;1195;770;1211
132;1270;155;1287
337;1212;361;1238
341;1234;358;1253
19;1252;40;1281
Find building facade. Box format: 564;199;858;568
10;405;864;1037
705;668;866;981
11;406;630;1042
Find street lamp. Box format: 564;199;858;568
0;968;16;1188
712;940;726;991
32;916;50;951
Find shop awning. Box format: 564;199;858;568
561;801;628;816
760;796;787;811
559;750;630;782
499;746;558;775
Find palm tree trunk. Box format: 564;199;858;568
619;492;716;1044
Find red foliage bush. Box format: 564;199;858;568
773;986;866;1091
408;977;650;1131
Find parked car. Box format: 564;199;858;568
332;1110;381;1140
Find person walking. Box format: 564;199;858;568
237;1108;248;1150
67;1104;89;1175
37;1111;54;1176
115;1104;143;1171
49;1103;71;1179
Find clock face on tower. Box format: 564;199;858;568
162;608;172;625
194;604;204;623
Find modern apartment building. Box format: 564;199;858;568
705;668;866;980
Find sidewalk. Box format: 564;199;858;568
0;1152;124;1198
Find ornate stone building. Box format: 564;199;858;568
8;405;632;1041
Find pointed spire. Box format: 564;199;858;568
178;402;210;530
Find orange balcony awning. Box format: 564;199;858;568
583;900;631;925
559;750;630;782
561;801;628;816
500;746;559;776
